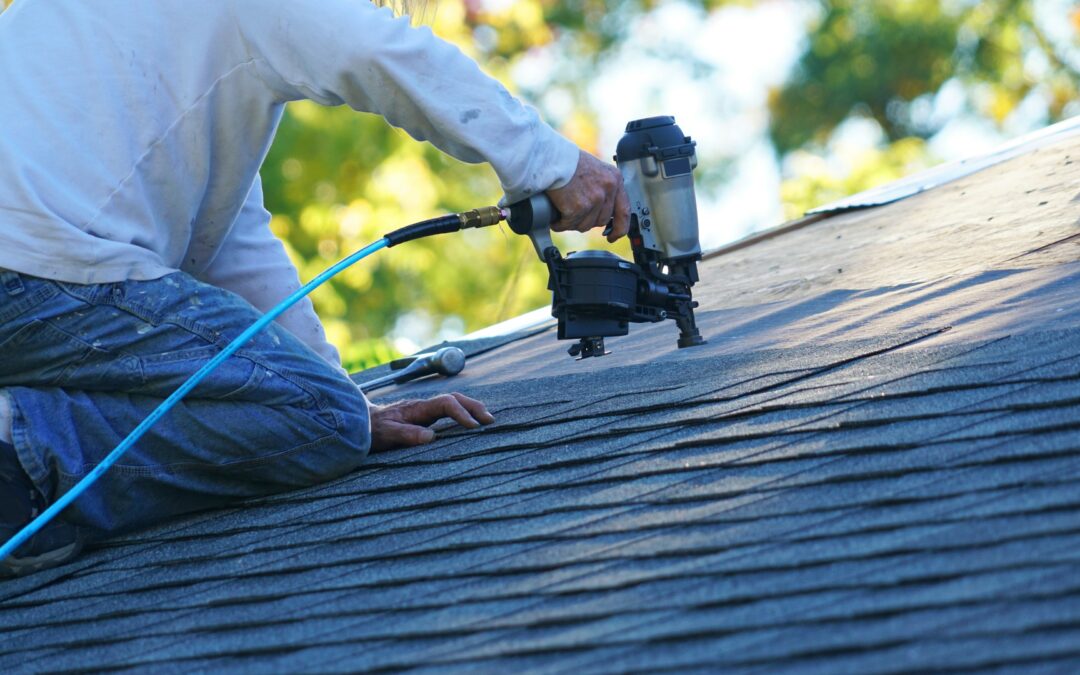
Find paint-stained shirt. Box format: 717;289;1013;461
0;0;579;366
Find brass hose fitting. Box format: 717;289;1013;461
458;205;505;229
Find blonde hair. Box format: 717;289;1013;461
373;0;432;21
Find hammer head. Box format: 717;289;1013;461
390;346;466;377
426;346;466;377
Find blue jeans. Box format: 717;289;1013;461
0;270;370;537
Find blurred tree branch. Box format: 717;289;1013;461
770;0;1079;153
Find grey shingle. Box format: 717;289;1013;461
4;134;1080;673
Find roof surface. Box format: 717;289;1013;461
2;128;1080;673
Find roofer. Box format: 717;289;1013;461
0;0;630;576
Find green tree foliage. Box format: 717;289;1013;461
771;0;1079;149
770;0;960;153
772;0;1079;216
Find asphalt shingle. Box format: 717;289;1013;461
3;130;1080;674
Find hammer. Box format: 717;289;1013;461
359;346;466;392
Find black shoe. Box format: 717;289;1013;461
0;441;83;577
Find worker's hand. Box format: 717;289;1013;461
369;392;494;451
546;150;630;243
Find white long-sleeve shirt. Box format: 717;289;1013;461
0;0;579;366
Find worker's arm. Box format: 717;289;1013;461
229;0;581;205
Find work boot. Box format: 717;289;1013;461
0;441;83;577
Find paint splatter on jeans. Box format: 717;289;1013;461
0;270;370;536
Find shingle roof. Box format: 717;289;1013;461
2;127;1079;673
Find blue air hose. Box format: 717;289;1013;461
0;205;505;563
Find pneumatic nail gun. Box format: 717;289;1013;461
507;116;706;359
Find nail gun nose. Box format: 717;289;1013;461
360;346;466;392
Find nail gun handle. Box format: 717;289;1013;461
507;194;560;232
507;194;561;262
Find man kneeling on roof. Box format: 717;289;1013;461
0;0;629;576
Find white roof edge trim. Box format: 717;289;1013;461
460;305;552;341
807;114;1080;215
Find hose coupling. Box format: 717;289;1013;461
458;206;505;230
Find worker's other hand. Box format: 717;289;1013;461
369;392;494;451
546;150;630;243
